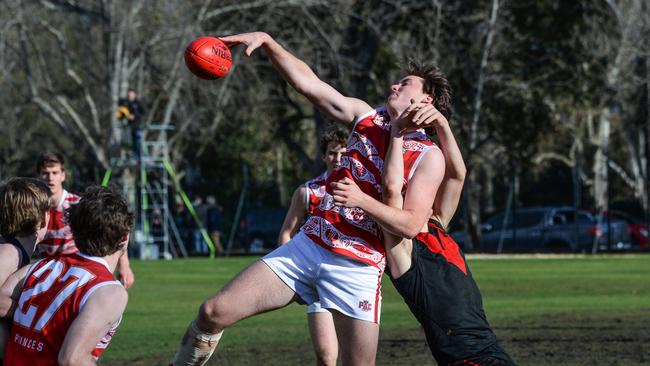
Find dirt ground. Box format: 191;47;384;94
120;310;650;365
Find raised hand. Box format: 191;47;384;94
395;99;448;135
220;32;269;56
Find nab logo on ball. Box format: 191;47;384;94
184;36;232;80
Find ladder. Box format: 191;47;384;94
136;124;188;259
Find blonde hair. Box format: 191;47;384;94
0;178;52;237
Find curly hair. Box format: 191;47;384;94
320;128;348;155
0;178;52;237
404;60;453;120
67;185;134;257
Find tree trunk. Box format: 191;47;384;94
593;108;611;211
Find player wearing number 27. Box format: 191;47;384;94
0;185;133;366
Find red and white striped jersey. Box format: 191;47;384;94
39;190;81;257
302;108;435;270
5;253;123;366
304;171;329;216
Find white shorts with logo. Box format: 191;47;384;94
307;301;329;314
262;232;383;323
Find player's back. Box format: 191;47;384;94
5;253;122;366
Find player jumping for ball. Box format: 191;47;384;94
331;78;517;365
0;186;133;366
171;31;447;366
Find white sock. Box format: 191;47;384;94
172;320;223;366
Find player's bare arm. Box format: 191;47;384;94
332;147;445;238
221;32;371;124
0;265;29;320
0;246;21;288
117;255;135;289
277;186;308;245
58;284;127;366
379;125;416;274
430;117;466;229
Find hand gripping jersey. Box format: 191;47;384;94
5;254;123;366
302;108;435;270
304;171;329;216
39;190;81;257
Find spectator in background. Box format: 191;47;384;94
205;196;224;256
192;196;208;255
173;198;190;251
117;89;145;159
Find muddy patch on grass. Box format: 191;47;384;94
112;310;650;365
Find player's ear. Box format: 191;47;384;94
40;211;50;229
421;95;433;104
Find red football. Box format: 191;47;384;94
184;36;232;80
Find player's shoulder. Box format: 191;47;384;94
0;243;20;269
352;105;384;126
293;184;308;201
416;144;445;171
64;190;81;203
85;280;127;307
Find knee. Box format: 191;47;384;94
198;297;233;332
314;349;338;366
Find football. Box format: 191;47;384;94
184;36;232;80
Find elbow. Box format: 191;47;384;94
452;164;467;182
403;225;421;240
381;181;403;202
395;221;422;240
58;353;82;366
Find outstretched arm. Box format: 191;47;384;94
221;32;371;125
277;186;308;245
58;285;127;366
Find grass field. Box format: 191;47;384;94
102;254;650;365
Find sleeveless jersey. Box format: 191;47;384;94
5;253;123;365
301;108;435;270
39;190;81;257
304;171;328;215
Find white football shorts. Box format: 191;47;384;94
262;232;383;323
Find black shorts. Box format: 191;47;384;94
391;221;516;366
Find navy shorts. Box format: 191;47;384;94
391;220;516;366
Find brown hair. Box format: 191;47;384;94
36;152;65;172
67;185;134;257
404;60;453;120
0;178;52;237
320;128;348;155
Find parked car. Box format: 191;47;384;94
607;210;649;249
451;207;632;253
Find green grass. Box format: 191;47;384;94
102;255;650;363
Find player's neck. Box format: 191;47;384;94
386;105;400;121
103;250;125;273
52;188;65;205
